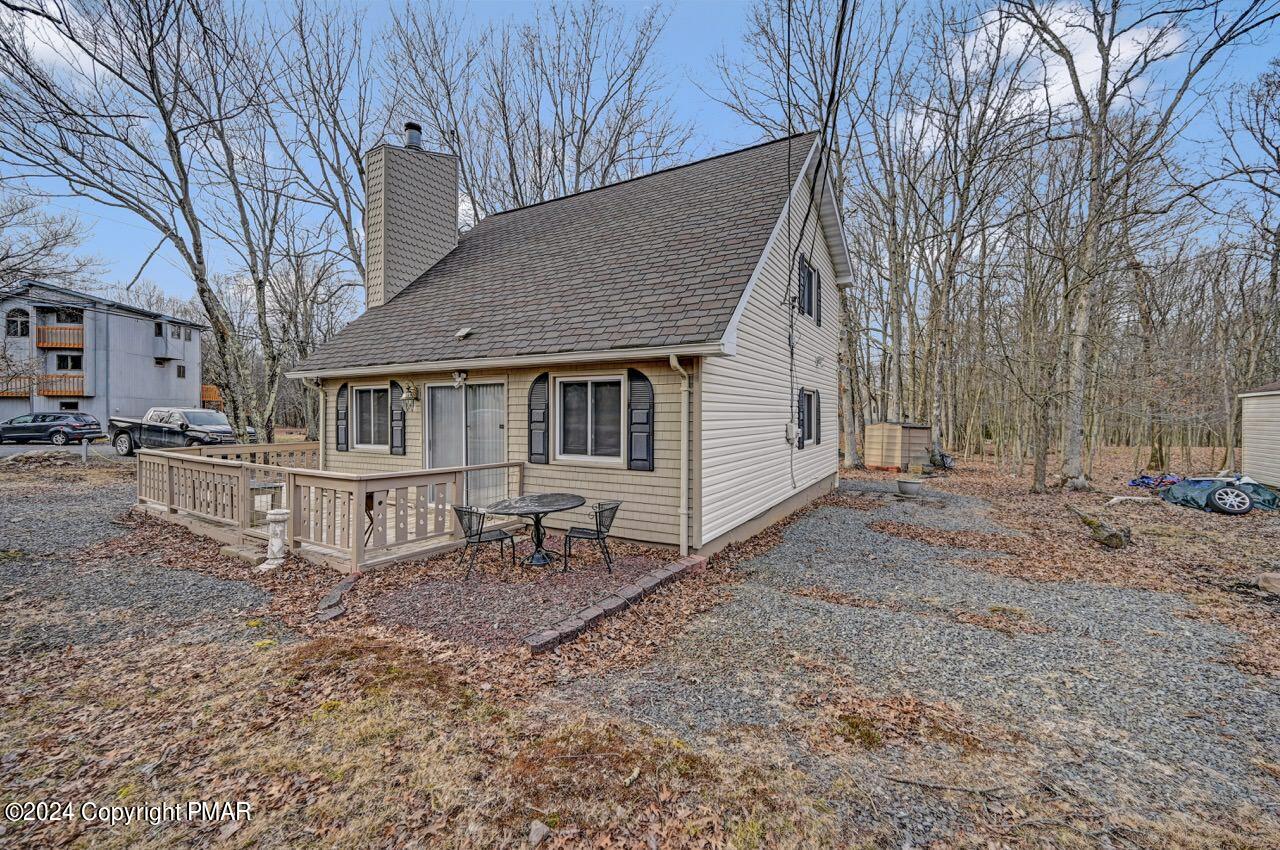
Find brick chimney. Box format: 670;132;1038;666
363;122;459;308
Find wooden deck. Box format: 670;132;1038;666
135;441;525;573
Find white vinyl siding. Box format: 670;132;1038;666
698;171;840;546
1242;394;1280;487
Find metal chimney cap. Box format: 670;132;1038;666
404;121;422;150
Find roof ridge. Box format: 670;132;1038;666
487;130;818;219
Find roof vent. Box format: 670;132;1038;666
455;327;472;340
404;121;422;150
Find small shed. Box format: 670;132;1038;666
864;421;932;471
1240;379;1280;487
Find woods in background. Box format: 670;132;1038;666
1;0;1277;490
719;0;1280;489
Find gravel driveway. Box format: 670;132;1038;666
0;477;282;654
551;480;1280;842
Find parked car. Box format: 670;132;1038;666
108;407;253;456
0;412;104;445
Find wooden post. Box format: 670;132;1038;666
238;463;252;531
349;480;367;570
286;471;300;550
451;471;465;540
164;455;176;513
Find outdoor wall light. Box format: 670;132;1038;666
452;371;467;387
401;383;420;410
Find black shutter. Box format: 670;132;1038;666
797;254;808;315
389;381;406;455
814;390;822;444
796;387;807;450
335;383;349;452
815;268;822;326
627;368;655;471
528;372;549;464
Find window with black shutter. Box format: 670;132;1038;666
389;381;406;455
353;386;390;447
797;387;817;447
528;373;549;464
797;255;816;319
335;383;349;452
796;387;807;449
627;368;654;471
814;389;822;443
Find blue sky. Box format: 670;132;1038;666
40;0;1280;298
61;0;759;299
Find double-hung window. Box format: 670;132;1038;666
354;386;390;448
556;376;622;460
801;390;816;442
797;255;818;319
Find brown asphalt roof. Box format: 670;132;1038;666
299;132;818;372
1245;379;1280;394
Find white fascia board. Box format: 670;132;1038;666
721;136;840;354
286;341;726;381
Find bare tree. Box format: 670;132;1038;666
1001;0;1280;488
0;191;94;287
388;0;692;218
268;0;382;281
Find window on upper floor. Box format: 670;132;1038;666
796;255;819;321
183;327;192;341
53;307;82;323
55;353;82;371
5;309;29;337
177;365;186;379
154;322;163;337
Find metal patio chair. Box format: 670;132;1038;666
562;500;622;573
453;505;516;577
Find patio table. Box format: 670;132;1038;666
485;492;586;567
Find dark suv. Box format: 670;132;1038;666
0;412;104;446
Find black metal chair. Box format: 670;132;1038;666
453;505;516;577
562;500;622;572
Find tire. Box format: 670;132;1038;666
185;438;200;447
1209;485;1253;515
113;432;135;457
49;431;68;446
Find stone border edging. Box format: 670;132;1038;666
522;555;708;654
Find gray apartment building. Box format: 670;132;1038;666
1;280;205;424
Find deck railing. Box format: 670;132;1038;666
136;442;524;571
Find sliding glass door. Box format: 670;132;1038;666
426;383;506;506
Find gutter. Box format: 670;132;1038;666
286;341;726;381
669;354;691;556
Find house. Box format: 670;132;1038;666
1240;379;1280;487
1;281;205;424
287;127;852;556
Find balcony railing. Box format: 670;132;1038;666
36;325;84;349
0;378;31;398
37;373;84;397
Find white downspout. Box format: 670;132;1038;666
669;354;690;556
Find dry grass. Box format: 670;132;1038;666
850;447;1280;676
